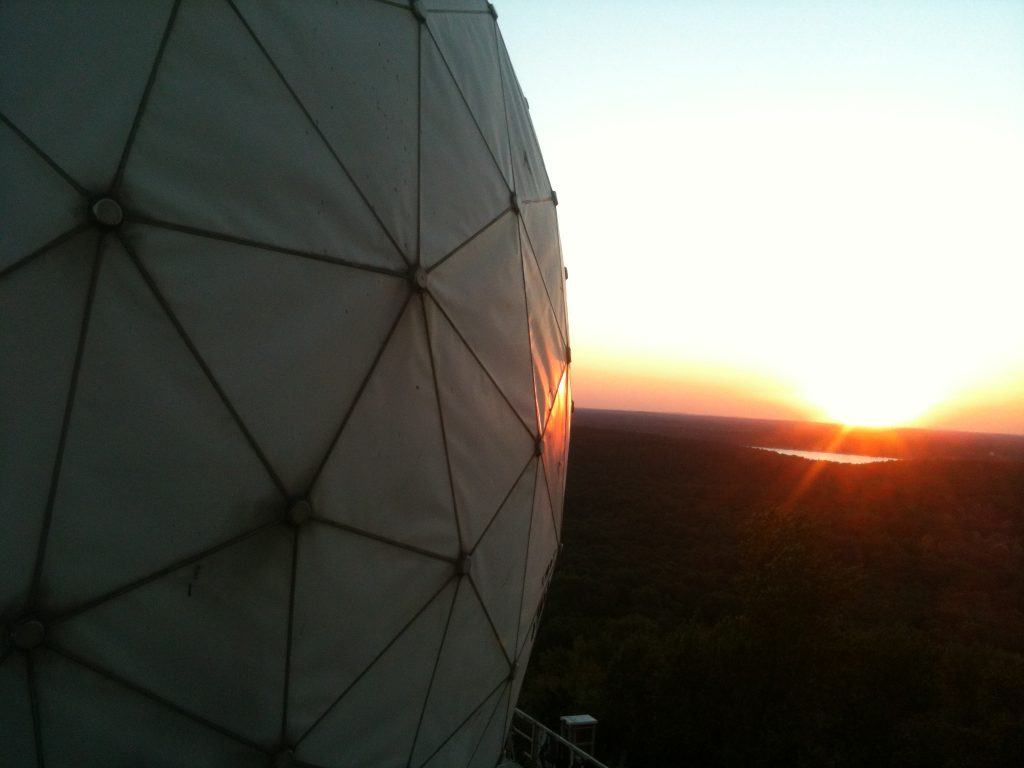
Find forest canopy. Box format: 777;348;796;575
520;412;1024;768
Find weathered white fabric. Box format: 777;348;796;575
0;2;569;766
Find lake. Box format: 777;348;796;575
751;446;898;464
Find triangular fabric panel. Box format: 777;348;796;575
422;0;491;10
506;627;537;747
0;1;172;191
233;0;418;259
312;296;460;559
0;233;96;613
35;649;265;768
429;211;534;426
470;461;535;659
522;227;567;431
409;582;510;767
519;467;558;657
420;31;510;268
542;370;571;530
134;224;409;496
420;684;508;768
468;686;513;768
40;241;282;612
122;0;404;271
427;13;512;187
287;522;452;742
48;526;292;749
296;582;456;767
497;33;551;203
426;298;534;550
0;123;84;272
0;655;37;766
521;200;568;341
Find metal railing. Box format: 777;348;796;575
505;709;610;768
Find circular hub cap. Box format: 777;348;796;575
91;197;124;228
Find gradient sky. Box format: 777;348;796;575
498;0;1024;434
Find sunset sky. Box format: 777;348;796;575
499;0;1024;435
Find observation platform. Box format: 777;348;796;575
502;709;608;768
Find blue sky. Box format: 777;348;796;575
498;0;1024;432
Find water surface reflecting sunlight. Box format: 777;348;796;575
752;446;898;464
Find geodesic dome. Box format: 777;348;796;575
0;1;570;766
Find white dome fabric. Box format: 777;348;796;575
0;1;570;766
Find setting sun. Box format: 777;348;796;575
784;336;963;429
503;0;1024;436
798;368;942;428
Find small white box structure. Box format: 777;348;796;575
560;714;599;757
0;1;571;766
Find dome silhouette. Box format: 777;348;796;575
0;1;570;766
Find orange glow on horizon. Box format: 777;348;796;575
571;344;1024;436
571;350;813;423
